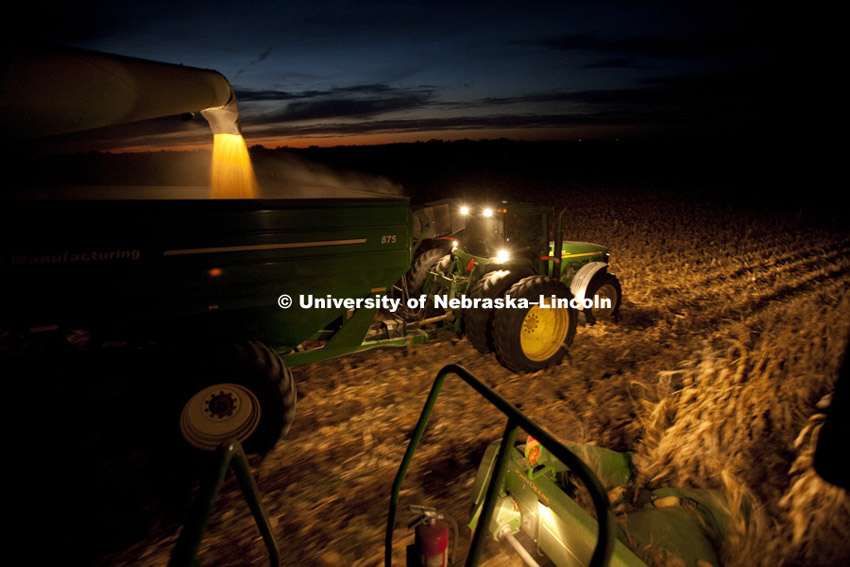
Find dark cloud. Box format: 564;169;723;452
468;67;777;112
583;58;646;69
521;30;763;59
244;65;782;141
236;84;437;123
260;93;434;122
237;84;433;103
261;114;595;137
249;45;275;66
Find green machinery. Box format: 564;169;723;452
399;202;622;372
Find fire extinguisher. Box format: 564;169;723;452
408;505;456;567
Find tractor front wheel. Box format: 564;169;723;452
582;272;622;325
491;276;577;373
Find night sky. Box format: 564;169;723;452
15;1;796;150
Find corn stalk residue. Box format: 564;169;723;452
210;133;257;198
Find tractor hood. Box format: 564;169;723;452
557;240;609;258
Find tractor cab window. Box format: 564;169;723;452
463;215;506;257
503;213;546;257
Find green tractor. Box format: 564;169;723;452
402;202;622;373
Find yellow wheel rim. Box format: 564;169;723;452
179;383;261;451
519;299;571;361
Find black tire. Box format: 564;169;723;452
389;246;451;322
177;340;296;455
582;272;622;325
491;276;578;373
463;266;534;353
407;247;452;298
421;253;454;319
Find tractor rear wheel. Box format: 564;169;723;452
406;247;451;298
420;253;454;319
391;246;450;320
177;340;296;455
491;276;577;373
582;272;622;325
464;266;534;353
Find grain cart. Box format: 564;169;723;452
400;202;622;373
0;44;452;455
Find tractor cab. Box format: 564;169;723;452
458;202;550;272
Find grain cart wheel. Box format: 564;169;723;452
178;340;296;455
464;266;534;353
491;276;577;373
582;272;622;325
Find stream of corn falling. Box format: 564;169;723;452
210;132;258;198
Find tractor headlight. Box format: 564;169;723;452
460;205;470;215
496;249;510;263
482;208;494;217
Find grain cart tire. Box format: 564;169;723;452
178;340;296;455
491;276;577;373
582;272;622;325
464;266;534;353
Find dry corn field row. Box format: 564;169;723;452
106;186;850;567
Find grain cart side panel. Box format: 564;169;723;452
1;198;413;349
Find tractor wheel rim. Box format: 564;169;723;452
590;283;618;320
520;301;570;361
179;383;261;451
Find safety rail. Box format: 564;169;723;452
385;363;615;567
169;440;279;567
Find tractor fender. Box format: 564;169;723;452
569;262;609;310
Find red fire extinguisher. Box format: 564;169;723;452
416;516;449;567
409;505;455;567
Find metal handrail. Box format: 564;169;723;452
385;363;615;567
169;440;279;567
